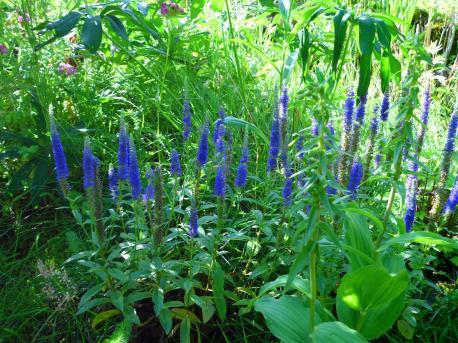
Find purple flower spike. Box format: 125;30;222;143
282;165;293;206
128;137;141;200
50;116;69;183
214;164;226;197
296;133;304;159
267;118;280;171
444;111;457;153
189;202;198;237
348;160;363;199
170;149;182;176
197;120;209;167
118;121;129;180
279;86;289;122
83;138;94;190
380;90;390;121
108;164;118;199
355;95;368;124
421;85;431;125
443;177;458;215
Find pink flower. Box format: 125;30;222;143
160;3;169;16
160;2;184;16
0;44;8;55
18;15;31;24
58;62;77;77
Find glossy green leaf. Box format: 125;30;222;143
254;296;315;343
357;15;375;97
397;319;414;340
159;308;173;334
380;50;391;92
310;322;367;342
180;317;191;343
279;0;291;23
106;14;128;41
47;11;82;37
337;265;408;312
343;213;375;270
81;16;103;53
285;239;316;292
191;0;206;19
332;9;350;72
298;28;310;74
378;231;458;251
91;309;121;329
211;0;224;11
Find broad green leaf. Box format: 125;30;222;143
223;116;268;144
211;0;224;11
77;298;110;315
389;53;401;84
110;290;124;312
298;28;310;74
332;9;351;72
343;213;375;270
378;231;458;251
337;265;408;312
254;296;316;343
180;317;191;343
212;262;226;321
260;275;310;296
153;288;164;315
159;308;173;334
285;239;316;292
81;16;103;53
380;50;391;93
92;309;121;329
123;305;140;325
282;48;299;83
397;319;414;340
357;15;375;97
279;0;291;23
79;283;105;309
310;322;367;342
191;0;206;19
47;11;82;37
106;15;128;41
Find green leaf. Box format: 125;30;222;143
110;290;124;312
81;16;102;53
106;15;128;41
389;53;401;84
343;213;375;270
77;298;110;315
152;288;164;315
336;266;408;337
337;265;408;312
397;319;414;340
282;48;299;83
357;15;375;97
254;296;315;343
285;239;316;292
378;231;458;251
79;283;105;309
279;0;291;23
47;11;82;37
180;317;191;343
211;0;224;11
92;309;121;329
380;50;391;93
260;275;310;297
159;308;173;334
332;9;351;72
298;28;310;74
191;0;206;19
223;116;268;144
310;322;367;342
212;262;226;321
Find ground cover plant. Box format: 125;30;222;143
1;0;457;342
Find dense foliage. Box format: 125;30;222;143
1;0;457;342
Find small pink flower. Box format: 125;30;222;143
0;44;8;55
160;2;184;17
58;62;77;77
160;3;169;16
18;14;31;24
